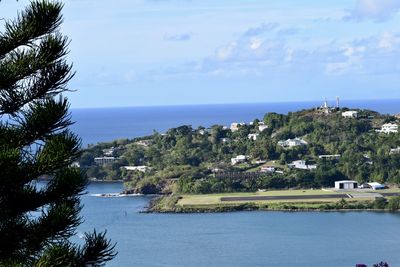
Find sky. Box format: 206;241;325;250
1;0;400;108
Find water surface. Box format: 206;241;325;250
78;183;400;267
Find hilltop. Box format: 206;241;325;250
77;107;400;197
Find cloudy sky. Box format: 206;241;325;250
2;0;400;108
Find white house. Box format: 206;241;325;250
367;182;385;190
335;180;358;190
278;138;308;148
248;133;259;141
390;147;400;155
121;166;150;172
342;111;358;118
94;157;117;166
288;160;317;170
230;122;246;132
231;155;247;165
102;147;115;156
377;123;398;134
257;122;269;132
260;166;275;172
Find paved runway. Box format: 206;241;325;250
220;194;350;202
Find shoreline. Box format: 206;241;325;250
146;195;400;214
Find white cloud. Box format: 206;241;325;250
346;0;400;22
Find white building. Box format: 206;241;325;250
335;180;358;190
278;138;308;148
257;122;269;132
121;166;150;173
231;155;247;165
342;111;358;118
318;154;341;159
248;133;259;141
288;160;317;170
260;166;275;172
230;122;246;132
94;157;117;166
102;147;115;156
390;147;400;155
377;123;398;134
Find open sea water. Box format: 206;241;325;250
69;100;400;266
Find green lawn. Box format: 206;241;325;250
176;188;400;206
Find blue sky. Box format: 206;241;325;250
2;0;400;108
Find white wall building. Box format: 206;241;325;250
377;123;398;134
390;147;400;155
248;133;259;141
335;180;358;190
121;166;150;172
278;138;308;148
94;157;117;166
318;154;341;159
231;155;247;165
342;111;358;118
260;166;275;172
288;160;317;170
230;122;246;132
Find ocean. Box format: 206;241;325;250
71;99;400;147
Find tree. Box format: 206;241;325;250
0;1;116;265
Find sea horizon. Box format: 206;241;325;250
70;98;400;147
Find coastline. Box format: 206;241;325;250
146;194;400;214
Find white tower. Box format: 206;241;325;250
336;96;340;108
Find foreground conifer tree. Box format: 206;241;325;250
0;1;116;265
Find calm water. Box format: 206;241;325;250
77;183;400;267
71;99;400;147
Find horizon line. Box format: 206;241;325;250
70;98;400;110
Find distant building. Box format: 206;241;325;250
335;180;358;190
121;166;150;172
135;140;152;146
377;123;398;134
102;147;115;156
318;154;341;159
342;111;358;118
231;155;247;165
288;160;317;170
248;133;259;141
94;157;117;166
395;114;400;119
258;122;269;132
278;138;308;148
230;122;246;132
390;147;400;155
260;166;275;173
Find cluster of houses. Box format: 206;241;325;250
376;123;398;134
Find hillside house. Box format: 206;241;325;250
278;138;308;148
342;111;358;118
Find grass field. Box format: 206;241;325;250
176;188;400;206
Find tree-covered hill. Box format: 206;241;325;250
78;107;400;194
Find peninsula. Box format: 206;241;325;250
77;105;400;212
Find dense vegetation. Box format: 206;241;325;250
79;107;400;194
